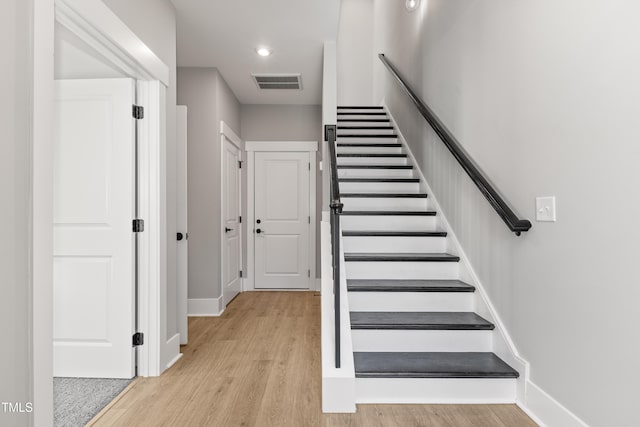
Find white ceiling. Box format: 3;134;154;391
171;0;341;105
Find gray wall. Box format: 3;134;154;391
103;0;179;339
241;105;323;277
0;1;33;426
177;68;241;299
337;0;373;105
371;1;640;426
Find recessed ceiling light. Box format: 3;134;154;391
405;0;419;11
256;47;271;57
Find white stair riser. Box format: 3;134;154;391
352;330;492;352
355;378;517;404
348;291;473;312
338;128;395;135
341;215;437;231
341;197;428;211
337;137;398;143
343;236;446;253
338;168;414;179
337;157;407;166
338;114;388;121
345;261;459;280
337;146;402;155
339;182;420;193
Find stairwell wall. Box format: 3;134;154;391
337;0;374;106
368;1;640;426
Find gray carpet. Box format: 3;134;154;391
54;377;134;427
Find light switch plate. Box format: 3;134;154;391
536;196;556;222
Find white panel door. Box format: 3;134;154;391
176;106;188;345
53;79;136;378
222;139;242;306
255;152;311;289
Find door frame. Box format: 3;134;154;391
220;121;244;308
33;2;170;423
245;141;318;292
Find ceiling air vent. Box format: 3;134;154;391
252;74;302;90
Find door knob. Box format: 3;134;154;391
256;228;262;234
256;219;261;224
225;227;233;233
177;233;184;241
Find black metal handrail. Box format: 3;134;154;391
378;54;532;235
325;124;343;368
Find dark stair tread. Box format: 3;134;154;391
337;165;413;169
338;112;387;116
354;352;519;379
337;153;407;158
337;143;401;147
341;210;436;216
338;106;385;109
338;134;398;138
342;231;447;237
338;126;395;130
347;279;475;292
338;119;391;123
350;312;494;330
340;193;427;198
339;178;419;182
344;253;460;262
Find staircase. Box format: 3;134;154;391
336;105;519;403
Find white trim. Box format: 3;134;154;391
246;142;318;291
220;121;244;309
54;0;169;85
33;0;56;425
188;297;225;317
135;81;165;377
162;334;183;371
245;140;318;152
221;121;243;150
385;105;529;396
517;380;589;427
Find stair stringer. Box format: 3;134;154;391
384;104;530;403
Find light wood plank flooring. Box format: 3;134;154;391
92;292;537;426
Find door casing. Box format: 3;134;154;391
245;141;318;292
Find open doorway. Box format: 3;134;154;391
50;2;172;424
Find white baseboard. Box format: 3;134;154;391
188;297;224;316
518;380;589;427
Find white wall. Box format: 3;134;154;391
372;1;640;426
177;68;241;300
0;2;35;426
337;0;373;106
102;0;179;340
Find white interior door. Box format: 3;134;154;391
53;78;136;378
176;106;188;345
254;152;311;289
222;137;242;306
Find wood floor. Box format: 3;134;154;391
93;292;537;427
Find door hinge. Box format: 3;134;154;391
240;270;243;278
239;215;242;223
132;219;145;232
308;162;311;170
238;160;243;169
132;105;144;120
132;332;144;346
308;269;311;278
308;216;311;224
